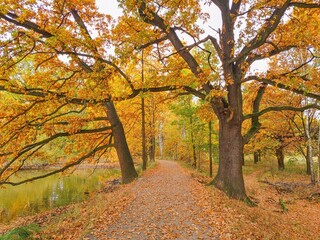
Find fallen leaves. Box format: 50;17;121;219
2;160;320;239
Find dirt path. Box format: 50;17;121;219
100;160;220;240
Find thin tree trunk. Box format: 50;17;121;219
276;145;285;171
148;97;156;162
190;116;197;168
105;101;138;183
141;49;147;170
254;151;260;164
149;135;156;162
141;96;147;170
317;124;320;184
209;121;213;177
158;121;164;159
198;149;201;170
305;107;315;183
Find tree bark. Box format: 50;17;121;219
141;96;147;170
254;151;261;164
149;135;156;162
158;121;164;159
317;124;320;184
209;121;213;177
141;49;148;170
305;107;315;183
276;145;285;171
210;66;248;200
148;97;156;162
190;116;197;168
105;101;138;183
212;118;247;200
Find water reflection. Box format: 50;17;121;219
0;168;119;223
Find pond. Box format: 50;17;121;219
0;168;120;223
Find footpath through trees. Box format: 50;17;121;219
93;160;220;239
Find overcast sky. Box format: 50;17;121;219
96;0;123;17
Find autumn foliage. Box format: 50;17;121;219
0;0;320;202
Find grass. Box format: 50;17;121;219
0;224;40;240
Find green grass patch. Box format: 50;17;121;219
0;224;40;240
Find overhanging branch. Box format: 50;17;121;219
1;143;112;186
244;76;320;101
244;104;320;120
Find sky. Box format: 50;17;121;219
96;0;123;17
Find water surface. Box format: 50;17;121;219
0;168;119;223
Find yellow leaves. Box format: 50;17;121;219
206;89;226;100
196;103;216;122
64;118;84;134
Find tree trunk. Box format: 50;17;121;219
254;151;260;164
209;121;213;177
158;121;164;159
212;119;247;200
317;122;320;184
198;149;201;170
105;101;138;183
210;76;248;200
141;49;148;170
149;135;156;162
141;96;147;170
305;107;315;183
276;145;285;171
190;116;197;168
148;97;156;162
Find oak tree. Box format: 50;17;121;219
0;0;139;185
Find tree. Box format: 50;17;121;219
117;0;320;200
0;1;138;185
243;85;304;171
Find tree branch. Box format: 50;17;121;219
290;2;320;8
243;84;267;143
234;0;291;64
0;12;53;38
1;143;112;186
243;76;320;101
135;35;169;50
246;45;296;65
244;104;320;120
0;127;112;176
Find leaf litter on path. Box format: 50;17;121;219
91;160;221;240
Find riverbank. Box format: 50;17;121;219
17;162;121;171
